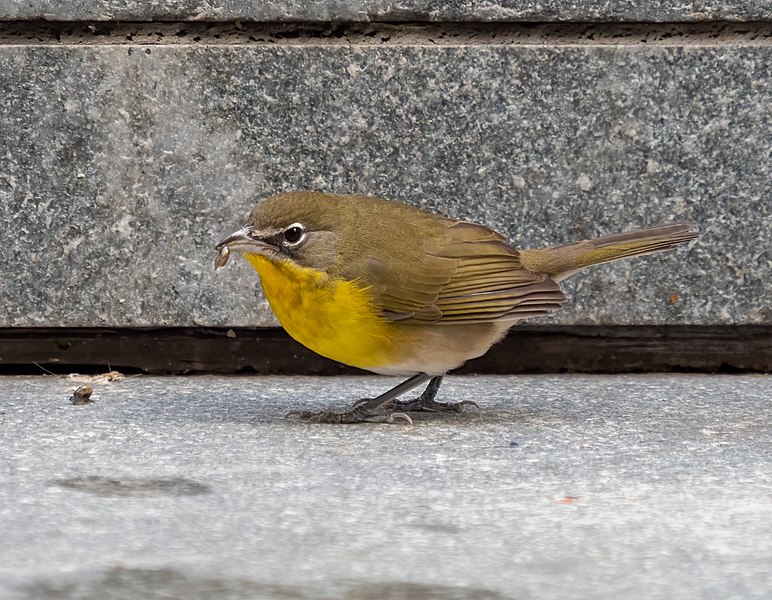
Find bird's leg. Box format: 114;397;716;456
392;376;480;413
288;373;432;424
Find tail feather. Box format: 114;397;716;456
519;223;700;282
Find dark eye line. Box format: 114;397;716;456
256;226;306;252
264;232;287;248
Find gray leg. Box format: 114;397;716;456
393;376;480;413
288;373;431;424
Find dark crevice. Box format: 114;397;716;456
0;364;146;376
0;326;768;375
0;21;769;46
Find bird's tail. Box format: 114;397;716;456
519;223;700;282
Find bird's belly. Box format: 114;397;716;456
369;321;512;376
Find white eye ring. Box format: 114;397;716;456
282;223;306;247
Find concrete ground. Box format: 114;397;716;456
1;374;770;599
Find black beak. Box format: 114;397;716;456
216;225;256;251
215;225;276;270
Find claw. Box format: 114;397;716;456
393;398;481;413
385;412;413;425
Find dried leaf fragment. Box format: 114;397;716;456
70;385;94;405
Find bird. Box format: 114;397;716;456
216;191;699;424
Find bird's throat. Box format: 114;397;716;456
242;253;401;371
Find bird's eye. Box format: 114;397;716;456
283;223;305;246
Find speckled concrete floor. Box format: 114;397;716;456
1;374;770;599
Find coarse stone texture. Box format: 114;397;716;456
1;0;772;22
0;45;769;328
0;374;771;599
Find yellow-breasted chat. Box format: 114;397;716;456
216;191;699;424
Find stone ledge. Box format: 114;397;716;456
0;45;768;327
0;1;771;23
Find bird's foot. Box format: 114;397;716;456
287;401;413;425
390;375;480;413
393;396;480;413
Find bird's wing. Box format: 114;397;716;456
351;220;566;324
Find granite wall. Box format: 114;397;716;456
0;5;769;329
2;1;771;22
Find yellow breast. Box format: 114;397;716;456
243;253;405;371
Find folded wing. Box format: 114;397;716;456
352;219;566;325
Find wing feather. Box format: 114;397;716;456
338;211;566;324
426;221;564;322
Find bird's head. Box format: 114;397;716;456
216;191;344;272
